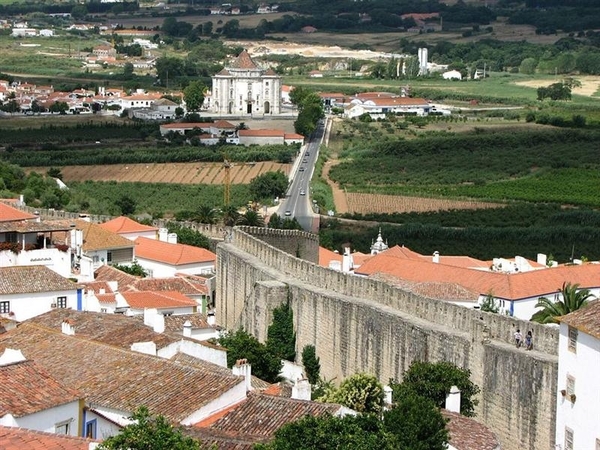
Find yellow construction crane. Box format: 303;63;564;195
223;158;231;206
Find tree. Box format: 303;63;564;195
519;57;537;74
71;4;88;19
195;205;218;224
480;293;499;313
166;222;210;249
266;301;296;361
392;361;480;417
49;101;69;114
98;406;202;450
537;82;571;101
115;195;136;215
531;282;595;324
47;167;63;180
155;57;185;87
113;260;148;277
218;329;282;382
318;373;384;414
122;62;134;80
221;205;240;227
255;413;396;450
237;210;265;227
383;391;449;450
301;345;320;385
184;81;206;112
249;171;288;201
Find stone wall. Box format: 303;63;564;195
238;226;319;264
217;228;559;450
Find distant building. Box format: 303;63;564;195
443;70;462;80
211;50;282;116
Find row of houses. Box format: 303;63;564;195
159;120;304;145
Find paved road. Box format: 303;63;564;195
278;120;326;233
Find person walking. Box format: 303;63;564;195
514;329;523;348
525;331;533;351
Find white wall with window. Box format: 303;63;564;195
0;289;78;321
0;399;81;436
556;323;600;449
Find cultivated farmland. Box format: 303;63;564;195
29;161;291;184
345;193;504;215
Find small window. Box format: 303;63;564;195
0;301;9;314
85;420;97;439
565;427;574;450
568;327;578;353
566;375;575;398
106;251;113;263
56;296;67;308
55;421;70;435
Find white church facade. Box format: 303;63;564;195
211;50;282;116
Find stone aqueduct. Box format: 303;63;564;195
216;227;559;450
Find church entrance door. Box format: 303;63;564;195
264;101;270;114
247;103;252;114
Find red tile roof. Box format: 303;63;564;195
559;300;600;339
0;323;243;423
0;426;96;450
121;290;197;309
0;359;82;417
442;410;500;450
213;119;236;129
99;216;158;234
230;50;258;70
0;203;36;222
284;133;304;140
366;97;429;107
319;247;342;267
134;236;216;266
238;129;284;138
356;252;600;301
0;266;77;295
193;392;342;442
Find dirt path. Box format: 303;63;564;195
322;159;348;214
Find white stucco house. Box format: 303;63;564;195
0;348;83;436
555;300;600;450
134;236;216;278
443;70;462;80
0;266;80;322
0;208;73;278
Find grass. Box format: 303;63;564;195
310;145;335;213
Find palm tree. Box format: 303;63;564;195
531;282;595;324
237;210;265;227
221;205;240;227
195;205;218;225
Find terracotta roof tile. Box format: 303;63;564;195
28;309;179;350
559;299;600;339
0;359;82;417
356;250;600;301
121;290;197;309
0;203;36;222
238;129;284;138
194;392;342;440
229;50;258;69
0;426;96;450
53;219;134;252
161;313;213;331
134;237;216;266
319;247;342;267
0;323;243;423
0;266;77;295
284;133;304;140
94;265;139;286
442;410;500;450
99;216;158;234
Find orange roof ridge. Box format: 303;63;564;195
100;216;158;234
134;237;216;265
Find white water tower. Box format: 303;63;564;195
418;47;428;76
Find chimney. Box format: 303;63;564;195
158;228;168;242
0;348;26;366
207;310;216;326
153;312;165;334
232;358;252;391
445;385;461;413
99;288;106;295
291;378;312;401
383;385;393;407
432;251;440;263
61;319;75;336
183;320;192;337
537;253;547;266
342;246;352;273
18;194;24;206
167;233;178;244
